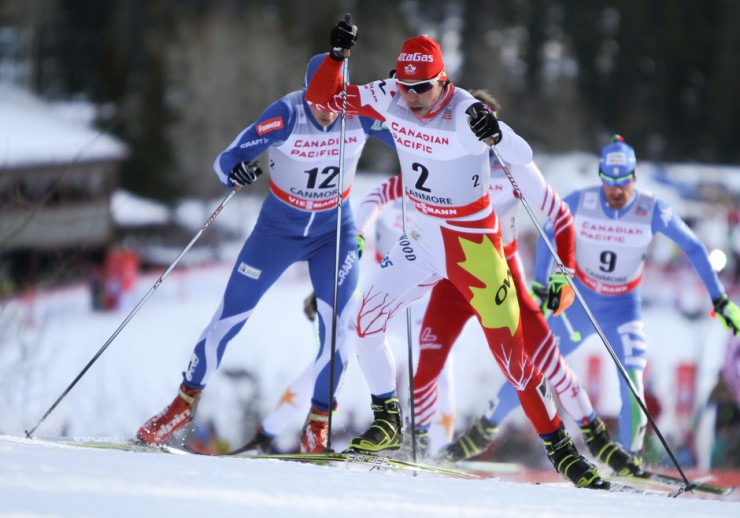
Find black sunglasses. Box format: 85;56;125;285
397;73;441;95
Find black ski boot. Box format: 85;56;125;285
230;427;275;455
544;426;610;489
580;417;643;475
397;425;430;461
436;416;498;463
348;396;403;453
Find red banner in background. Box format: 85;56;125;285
102;249;139;310
675;362;697;419
585;355;602;410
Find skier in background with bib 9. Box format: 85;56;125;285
525;135;740;462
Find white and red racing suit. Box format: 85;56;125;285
307;55;561;434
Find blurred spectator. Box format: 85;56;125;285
708;334;740;468
722;334;740;408
642;378;664;467
731;222;740;287
708;372;740;469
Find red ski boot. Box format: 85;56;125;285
136;383;202;445
300;406;330;453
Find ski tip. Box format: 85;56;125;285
606;481;681;498
692;484;737;497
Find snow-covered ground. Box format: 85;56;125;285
1;434;738;518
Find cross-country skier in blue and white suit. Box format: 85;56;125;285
529;134;740;464
136;53;395;453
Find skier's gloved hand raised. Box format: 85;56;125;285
466;102;502;144
713;294;740;335
229;161;262;188
330;15;358;61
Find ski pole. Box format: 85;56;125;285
560;309;582;342
25;186;241;438
467;108;691;489
326;12;352;452
400;193;418;463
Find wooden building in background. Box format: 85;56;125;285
0;83;129;293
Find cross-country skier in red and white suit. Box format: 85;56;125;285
367;91;641;476
307;20;608;488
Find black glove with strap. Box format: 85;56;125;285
330;14;357;61
465;102;502;144
228;161;262;188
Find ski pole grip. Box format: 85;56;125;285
465;105;495;147
343;13;352;58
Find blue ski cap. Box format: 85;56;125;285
599;134;636;179
303;53;346;89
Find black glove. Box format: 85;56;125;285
465;102;502;144
330;14;357;61
228;161;262;188
303;292;318;322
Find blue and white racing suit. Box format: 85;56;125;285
182;89;394;412
524;185;725;453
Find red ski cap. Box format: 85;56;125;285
396;35;447;82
